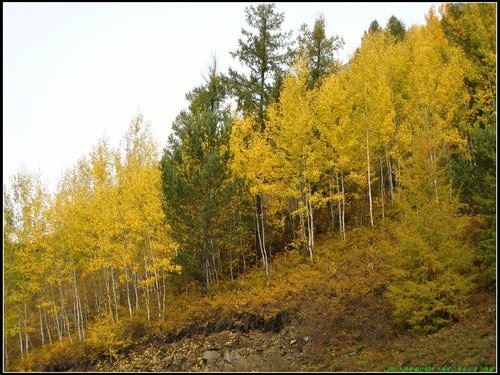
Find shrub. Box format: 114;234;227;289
387;199;474;333
86;314;133;362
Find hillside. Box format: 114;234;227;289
75;292;497;372
11;226;496;372
4;4;496;372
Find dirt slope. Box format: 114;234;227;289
72;291;495;372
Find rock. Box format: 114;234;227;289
303;336;310;343
205;343;222;350
223;350;232;364
290;339;297;345
202;350;219;365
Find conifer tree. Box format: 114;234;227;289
161;62;238;296
228;3;293;129
385;15;406;42
228;4;293;276
296;14;344;88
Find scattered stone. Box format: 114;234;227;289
290;339;297;345
303;336;310;343
223;350;232;364
202;350;219;365
205;343;222;350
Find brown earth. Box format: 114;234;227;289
69;291;495;372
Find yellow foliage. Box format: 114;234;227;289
86;315;132;361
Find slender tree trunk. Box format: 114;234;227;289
74;274;85;341
335;172;342;238
424;105;439;202
202;241;208;297
260;201;269;276
4;335;8;369
430;149;439;202
259;70;265;130
24;300;29;353
146;230;162;320
103;268;114;323
218;241;223;279
18;318;24;358
121;237;132;318
212;249;219;282
364;84;374;227
380;158;385;221
161;269;167;322
288;199;296;239
299;212;306;249
153;267;162;320
50;285;62;342
62;305;72;343
72;269;81;340
39;305;45;347
82;278;90;325
306;193;314;263
92;274;101;318
255;194;268;277
238;210;246;273
329;183;336;232
110;268;119;322
43;305;52;344
341;170;346;240
255;197;262;269
385;149;394;204
144;282;151;326
133;271;140;311
28;335;34;351
143;254;151;326
124;266;132;318
59;288;72;343
229;248;234;281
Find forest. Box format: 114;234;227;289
3;3;496;372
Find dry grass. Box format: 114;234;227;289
11;225;496;372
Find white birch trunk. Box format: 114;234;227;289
364;84;374;227
103;268;114;323
18;318;23;358
380;158;385;220
43;305;52;344
385;150;394;204
125;267;132;318
24;300;29;353
133;271;140;311
38;305;45;347
110;268;119;322
341;170;346;240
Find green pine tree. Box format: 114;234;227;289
160;61;239;296
296;14;344;88
228;3;293;130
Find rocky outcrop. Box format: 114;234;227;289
89;322;313;372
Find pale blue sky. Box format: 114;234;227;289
3;2;441;192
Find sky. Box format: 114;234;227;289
3;2;441;193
